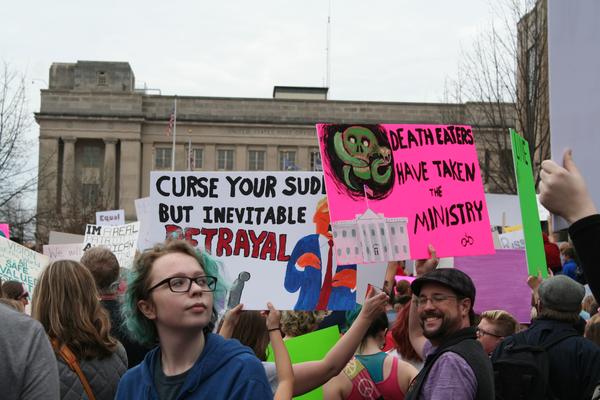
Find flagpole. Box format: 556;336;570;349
171;97;177;171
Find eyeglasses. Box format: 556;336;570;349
148;276;218;294
414;294;457;307
476;327;502;339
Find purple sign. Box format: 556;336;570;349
455;249;531;324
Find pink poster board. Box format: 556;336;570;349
0;224;9;239
317;124;494;261
455;250;531;324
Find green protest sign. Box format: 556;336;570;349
0;237;50;294
510;129;548;278
267;325;340;400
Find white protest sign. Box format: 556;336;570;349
498;230;526;250
150;171;359;311
96;209;125;226
83;222;140;268
548;0;600;230
43;243;84;262
0;237;50;295
49;231;84;244
135;197;155;251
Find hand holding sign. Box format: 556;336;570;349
539;150;598;224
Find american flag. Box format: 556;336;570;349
165;110;175;137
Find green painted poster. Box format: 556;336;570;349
267;325;340;400
510;129;548;278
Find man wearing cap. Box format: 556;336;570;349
492;275;600;399
406;268;494;400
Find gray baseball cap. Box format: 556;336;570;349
538;275;585;313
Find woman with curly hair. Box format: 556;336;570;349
32;260;127;400
116;240;271;399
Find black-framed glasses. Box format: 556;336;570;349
476;327;502;339
414;294;458;307
147;275;218;294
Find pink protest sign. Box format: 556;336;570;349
317;124;494;261
0;224;9;239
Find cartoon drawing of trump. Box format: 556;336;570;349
284;197;357;310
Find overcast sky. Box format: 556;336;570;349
3;0;502;112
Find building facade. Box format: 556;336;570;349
36;60;513;240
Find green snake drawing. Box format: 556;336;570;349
333;126;393;190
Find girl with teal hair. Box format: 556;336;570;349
116;240;271;399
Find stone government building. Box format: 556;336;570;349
35;60;513;240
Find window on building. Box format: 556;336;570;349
81;144;103;168
217;149;234;170
97;71;107;86
279;150;297;170
248;150;265;171
191;148;203;170
82;183;100;209
310;149;322;171
155;147;172;170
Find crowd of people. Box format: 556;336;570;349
1;152;600;399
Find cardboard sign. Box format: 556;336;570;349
548;0;600;230
510;129;547;278
0;224;9;239
0;237;50;295
498;230;526;250
48;231;84;244
43;243;84;261
317;124;494;261
455;250;531;324
266;325;340;400
82;222;139;269
96;209;125;226
134;197;154;251
150;171;363;310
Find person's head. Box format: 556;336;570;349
537;275;585;324
582;295;598;317
31;260;117;359
281;311;328;338
80;246;120;294
391;300;422;362
411;269;476;345
559;243;576;262
358;311;388;352
1;280;29;307
0;298;25;312
477;310;519;355
122;240;228;347
585;314;600;347
229;311;270;361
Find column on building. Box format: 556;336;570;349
61;136;77;207
236;144;247;170
267;145;278;170
175;143;186;170
37;137;60;240
119;139;141;219
298;147;309;170
204;144;216;170
103;138;118;209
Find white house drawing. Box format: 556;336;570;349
332;208;410;264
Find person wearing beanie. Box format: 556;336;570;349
406;264;494;400
492;275;600;400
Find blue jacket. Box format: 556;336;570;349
562;259;578;281
115;333;272;400
284;233;356;310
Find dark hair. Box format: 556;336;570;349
80;246;120;292
364;311;389;340
1;280;27;300
230;311;270;361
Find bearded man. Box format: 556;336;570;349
406;268;494;400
